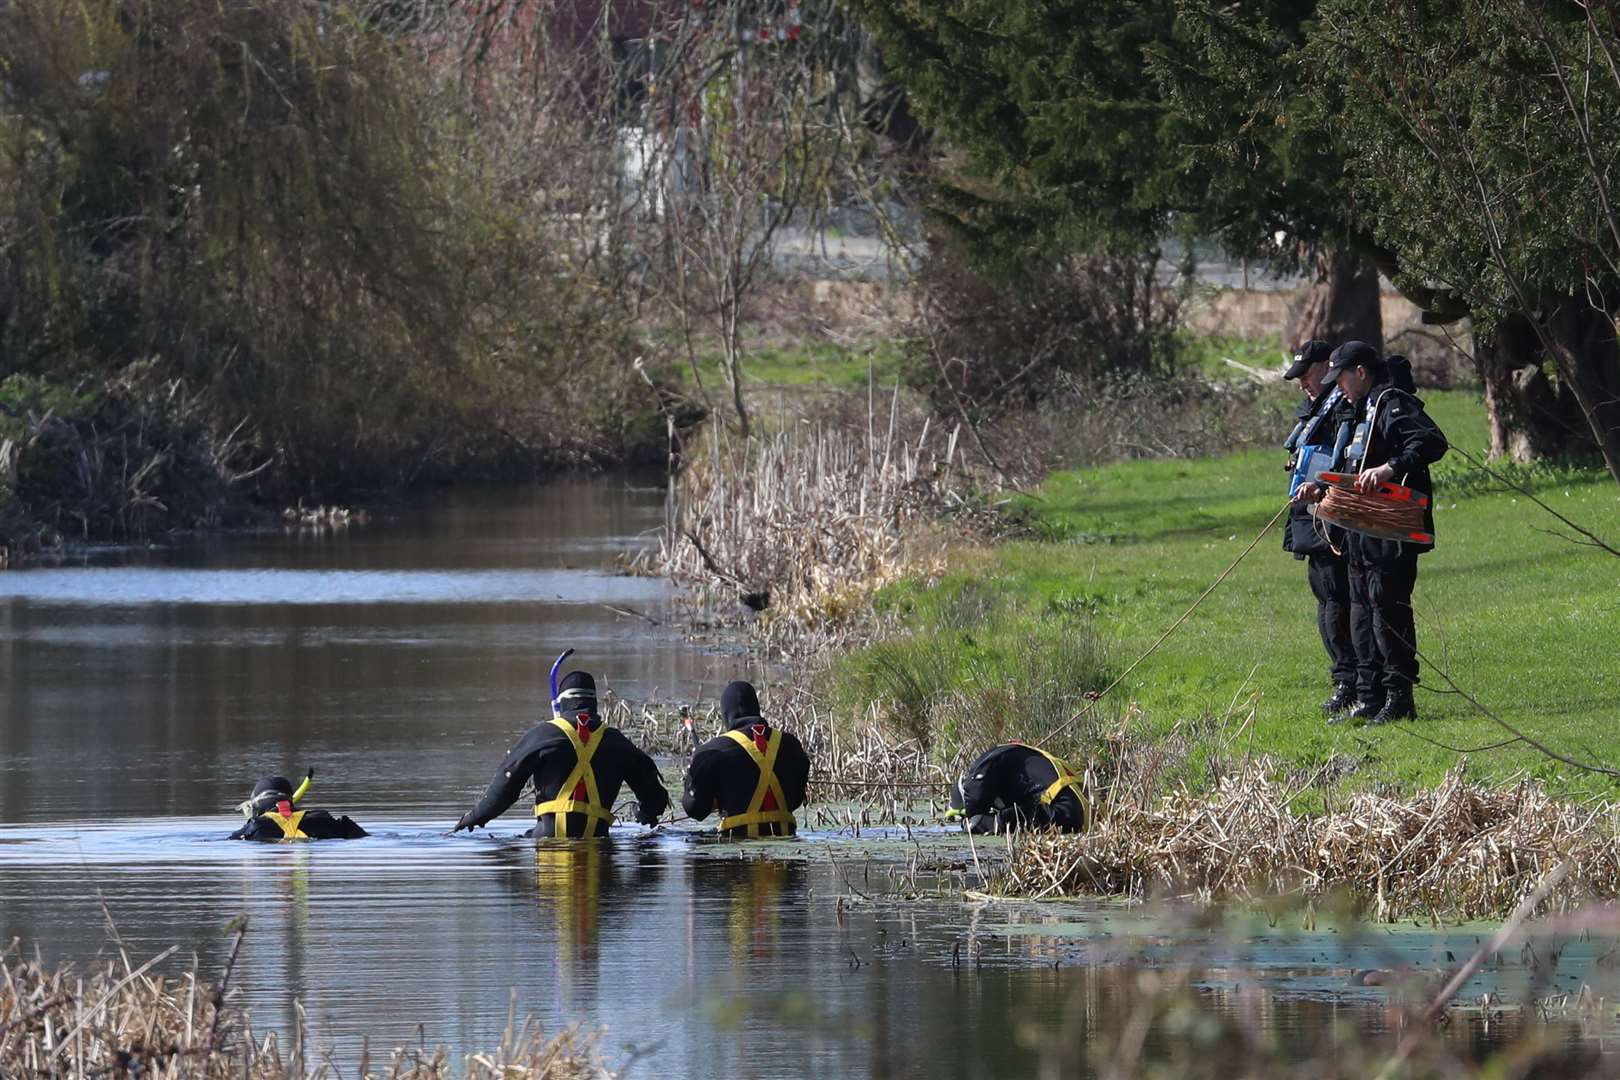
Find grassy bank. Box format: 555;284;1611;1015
845;388;1620;802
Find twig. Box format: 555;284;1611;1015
1451;445;1620;558
1376;860;1571;1080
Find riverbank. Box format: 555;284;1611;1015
840;386;1620;800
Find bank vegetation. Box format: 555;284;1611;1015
0;929;613;1079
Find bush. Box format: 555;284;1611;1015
0;0;663;507
0;367;260;549
901;229;1191;423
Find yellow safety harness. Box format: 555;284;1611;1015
719;726;796;838
1026;745;1093;830
534;716;615;836
262;808;309;840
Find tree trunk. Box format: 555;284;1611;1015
1473;316;1585;462
1290;248;1383;349
1544;300;1620;484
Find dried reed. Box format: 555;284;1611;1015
0;936;612;1079
653;391;958;648
999;760;1620;919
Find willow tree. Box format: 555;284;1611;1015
0;0;639;490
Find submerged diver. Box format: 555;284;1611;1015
229;771;368;841
946;742;1090;834
682;680;810;838
454;654;669;838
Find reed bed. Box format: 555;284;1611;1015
654;399;960;650
0;934;611;1079
999;760;1620;919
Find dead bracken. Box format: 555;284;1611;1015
998;761;1620;919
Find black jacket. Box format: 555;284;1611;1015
682;718;811;837
458;716;670;837
1284;391;1353;559
1350;380;1449;557
949;744;1087;834
230;809;367;841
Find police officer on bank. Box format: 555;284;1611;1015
1282;341;1358;719
1297;342;1448;725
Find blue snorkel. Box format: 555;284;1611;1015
548;648;575;715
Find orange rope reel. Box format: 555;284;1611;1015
1311;471;1434;545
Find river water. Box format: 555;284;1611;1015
0;480;1614;1076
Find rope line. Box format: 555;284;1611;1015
1036;501;1291;747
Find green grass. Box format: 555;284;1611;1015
684;340;906;390
1176;332;1287;378
850;387;1620;802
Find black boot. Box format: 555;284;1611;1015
1347;695;1384;723
1322;682;1356;718
1369;688;1416;726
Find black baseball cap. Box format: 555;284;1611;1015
1284;340;1333;380
1323;340;1380;384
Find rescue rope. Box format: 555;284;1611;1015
1315;485;1427;545
1035;501;1291;747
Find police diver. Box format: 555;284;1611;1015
454;655;669;838
681;680;810;838
946;743;1090;834
229;770;368;841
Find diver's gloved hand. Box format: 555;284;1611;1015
630;802;661;827
453;812;480;833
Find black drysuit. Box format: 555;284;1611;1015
949;743;1087;834
1283;391;1356;687
1340;381;1448;701
457;716;670;838
682;718;811;838
230;809;367;841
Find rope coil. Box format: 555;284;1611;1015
1314;486;1432;545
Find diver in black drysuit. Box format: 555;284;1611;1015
453;670;670;838
682;681;811;838
229;774;368;841
947;743;1088;834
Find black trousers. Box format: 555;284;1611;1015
1305;552;1356;685
1347;539;1422;700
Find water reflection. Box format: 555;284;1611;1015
0;482;750;824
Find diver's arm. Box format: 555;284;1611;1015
776;731;811;811
455;728;544;831
617;734;670;824
681;744;720;821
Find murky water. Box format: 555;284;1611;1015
1;480;1615;1076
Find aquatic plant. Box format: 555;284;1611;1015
0;929;615;1078
999;760;1620;919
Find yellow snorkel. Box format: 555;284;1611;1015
290;768;314;805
